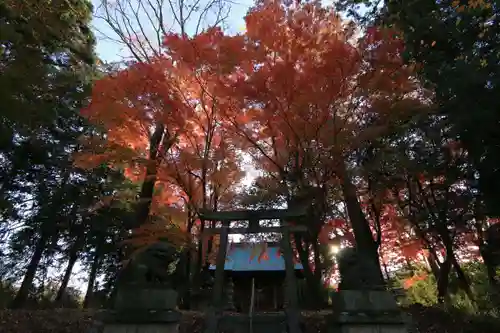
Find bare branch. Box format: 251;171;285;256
94;0;232;62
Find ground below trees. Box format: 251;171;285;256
0;305;499;333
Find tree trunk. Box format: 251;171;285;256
340;163;384;284
436;221;475;303
294;234;322;308
55;254;78;304
427;250;441;281
451;255;475;303
55;239;81;304
10;234;47;308
381;259;390;280
180;209;194;309
474;201;498;287
83;244;102;309
405;257;415;274
480;246;499;286
181;249;192;309
437;256;452;304
312;239;322;282
11;169;71;308
134;123;166;229
174;248;190;309
437;235;454;304
194;218;206;289
206;221;215;261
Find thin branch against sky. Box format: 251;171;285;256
91;0;254;62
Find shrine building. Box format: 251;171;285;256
208;241;304;312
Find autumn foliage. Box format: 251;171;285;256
73;0;491;296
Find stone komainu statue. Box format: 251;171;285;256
118;241;181;288
112;241;184;314
337;247;384;290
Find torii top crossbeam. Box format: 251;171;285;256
199;207;307;221
199;207;308;235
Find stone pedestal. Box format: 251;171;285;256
328;290;411;333
92;288;181;333
114;288;179;311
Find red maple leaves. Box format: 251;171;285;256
76;0;463;276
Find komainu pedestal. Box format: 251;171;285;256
328;290;410;333
92;241;182;333
102;288;181;333
328;247;411;333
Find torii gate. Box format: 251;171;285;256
200;208;308;333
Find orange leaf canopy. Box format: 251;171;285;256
78;58;191;169
75;0;425;258
77;0;420;187
158;0;421;186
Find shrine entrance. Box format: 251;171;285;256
207;242;305;313
200;208;307;333
232;270;288;312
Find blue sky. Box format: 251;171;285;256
91;0;256;63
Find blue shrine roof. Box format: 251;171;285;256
208;245;303;271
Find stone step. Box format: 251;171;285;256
218;312;289;333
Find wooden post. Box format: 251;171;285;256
204;220;230;333
280;220;302;333
250;277;255;333
273;285;277;310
